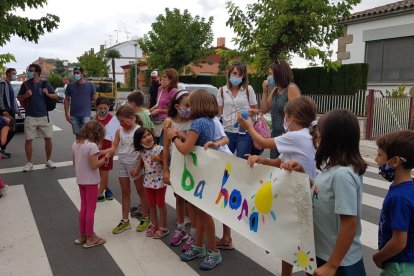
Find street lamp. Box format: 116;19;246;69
63;60;68;78
134;43;138;91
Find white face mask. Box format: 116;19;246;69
141;141;154;149
283;117;291;132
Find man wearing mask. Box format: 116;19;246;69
0;68;20;158
64;66;96;138
17;64;58;171
149;70;160;108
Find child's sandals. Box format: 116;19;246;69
82;236;106;248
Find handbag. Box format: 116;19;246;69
253;115;271;150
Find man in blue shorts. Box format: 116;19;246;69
64;66;96;137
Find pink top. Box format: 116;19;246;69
155;87;177;119
72;140;101;185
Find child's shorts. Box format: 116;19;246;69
316;257;366;276
145;186;167;208
0;116;9;128
99;139;113;171
381;262;414;276
118;160;143;180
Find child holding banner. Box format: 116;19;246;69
281;109;367;276
165;89;222;271
94;97;119;202
162;90;197;250
238;96;317;275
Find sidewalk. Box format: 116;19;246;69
360;139;377;165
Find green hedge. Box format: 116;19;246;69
174;63;368;95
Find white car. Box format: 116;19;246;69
55;87;65;103
178;83;218;96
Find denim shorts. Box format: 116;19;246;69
225;131;253;159
71;116;91;135
316;257;366;276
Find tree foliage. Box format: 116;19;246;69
77;52;108;77
105;49;121;82
225;0;361;75
0;0;60;68
46;72;63;88
52;60;66;77
138;8;214;71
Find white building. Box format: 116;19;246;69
104;40;143;84
337;0;414;94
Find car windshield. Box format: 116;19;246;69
184;85;218;96
93;82;112;93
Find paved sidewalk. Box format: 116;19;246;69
360;139;377;165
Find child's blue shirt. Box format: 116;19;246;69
379;180;414;264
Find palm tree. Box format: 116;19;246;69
105;49;121;82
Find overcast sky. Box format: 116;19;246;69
1;0;394;73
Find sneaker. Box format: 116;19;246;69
97;195;105;202
0;149;11;158
200;250;222;271
136;217;151;232
180;245;206;262
0;185;8;198
184;215;191;226
46;160;56;169
104;189;113;200
170;228;188;246
112;220;131;234
146;224;158;237
22;162;33;172
153;227;170;239
182;233;194;252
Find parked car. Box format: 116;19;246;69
10;81;26;132
177;83;218;96
55;87;65;103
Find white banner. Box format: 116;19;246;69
170;145;317;273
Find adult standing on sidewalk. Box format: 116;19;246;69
17;64;58;171
260;61;301;159
0;68;20;158
149;71;160;108
64;66;97;138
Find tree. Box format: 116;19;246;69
47;73;63;88
0;0;60;68
225;0;361;75
138;8;214;72
105;49;121;82
52;60;65;77
77;52;108;77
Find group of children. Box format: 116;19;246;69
70;88;414;275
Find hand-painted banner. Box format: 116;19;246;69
170;145;317;273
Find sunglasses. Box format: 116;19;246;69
232;61;246;68
73;66;81;70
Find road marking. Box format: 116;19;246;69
361;220;378;250
59;178;198;276
53;124;62;131
54;109;63;113
364;176;390;191
0;185;53;275
363;193;383;210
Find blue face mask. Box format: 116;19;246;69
178;107;190;118
379;162;395;182
267;75;275;87
74;74;81;81
229;76;243;87
11;75;17;81
27;71;34;79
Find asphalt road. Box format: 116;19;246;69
0;104;385;275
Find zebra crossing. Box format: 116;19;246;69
0;163;401;275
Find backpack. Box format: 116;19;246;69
42;81;57;111
253;115;271;150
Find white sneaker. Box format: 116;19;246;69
46;160;56;169
23;162;33;172
0;185;8;198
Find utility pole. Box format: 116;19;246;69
134;43;138;91
125;31;131;41
114;30;121;43
108;34;113;46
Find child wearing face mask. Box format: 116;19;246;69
94;97;119;202
162;90;196;250
132;127;169;239
238;96;318;276
373;130;414;275
127;91;155;134
110;105;151;234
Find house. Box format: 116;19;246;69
103;40;144;84
32;57;58;78
337;0;414;94
121;37;229;87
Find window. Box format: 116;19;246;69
365;36;414;83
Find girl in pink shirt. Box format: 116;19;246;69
72;120;109;248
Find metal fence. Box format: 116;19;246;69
306;90;367;116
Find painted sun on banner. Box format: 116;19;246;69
170;145;317;273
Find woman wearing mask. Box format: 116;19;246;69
260;61;301;159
